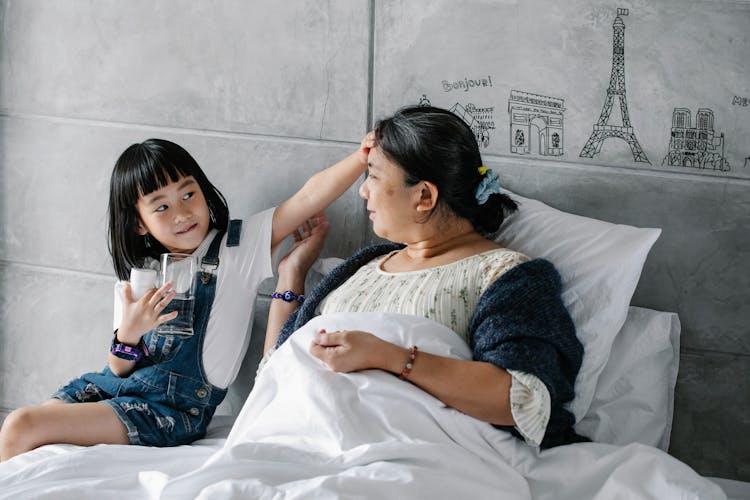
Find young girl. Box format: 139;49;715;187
0;136;372;461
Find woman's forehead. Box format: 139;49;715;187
369;147;400;171
367;145;385;164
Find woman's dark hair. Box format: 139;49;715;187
372;105;517;235
107;138;229;280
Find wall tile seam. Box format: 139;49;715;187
0;259;113;281
364;0;376;248
484;154;750;186
0;111;364;148
680;346;750;359
1;117;747;184
366;0;375;131
0;406;12;422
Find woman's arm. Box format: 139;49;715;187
270;134;373;248
309;331;515;426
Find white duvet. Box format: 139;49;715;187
0;312;725;499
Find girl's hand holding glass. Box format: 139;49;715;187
116;281;178;345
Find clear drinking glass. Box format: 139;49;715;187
155;253;196;337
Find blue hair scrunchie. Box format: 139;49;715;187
475;168;501;205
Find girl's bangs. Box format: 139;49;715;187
128;158;191;202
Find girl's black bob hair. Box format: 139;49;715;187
107;138;229;280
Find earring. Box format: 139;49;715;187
144;234;151;248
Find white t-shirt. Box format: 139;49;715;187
113;208;275;388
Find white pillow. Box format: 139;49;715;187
495;189;661;422
576;306;680;450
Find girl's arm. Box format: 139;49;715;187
264;214;329;353
309;332;515;426
109;282;178;377
270;134;373;248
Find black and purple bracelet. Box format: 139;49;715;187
271;290;305;304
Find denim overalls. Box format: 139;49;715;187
53;221;242;447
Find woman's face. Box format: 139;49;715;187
359;147;421;241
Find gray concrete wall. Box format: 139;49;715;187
1;0;748;482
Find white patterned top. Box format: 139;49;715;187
318;248;551;447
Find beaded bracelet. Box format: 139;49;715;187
271;290;305;304
399;345;418;380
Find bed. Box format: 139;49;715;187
0;190;746;499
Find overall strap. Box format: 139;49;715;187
199;220;242;284
226;219;242;247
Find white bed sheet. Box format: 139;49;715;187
0;422;226;498
1;420;744;499
0;312;741;499
707;477;750;500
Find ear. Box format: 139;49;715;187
415;181;439;213
135;219;148;236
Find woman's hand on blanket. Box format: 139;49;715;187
278;212;329;277
310;329;404;374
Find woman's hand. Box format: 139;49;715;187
309;329;404;373
311;329;516;426
116;282;178;345
354;131;376;165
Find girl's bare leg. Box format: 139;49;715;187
0;400;128;461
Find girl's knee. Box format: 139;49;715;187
0;406;41;459
3;406;36;433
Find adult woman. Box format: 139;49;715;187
267;105;585;448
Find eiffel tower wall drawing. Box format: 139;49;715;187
580;8;650;164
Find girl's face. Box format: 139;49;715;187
136;175;210;254
359;147;422;241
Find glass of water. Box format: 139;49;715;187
156;253;196;337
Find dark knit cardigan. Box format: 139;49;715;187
277;243;588;448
